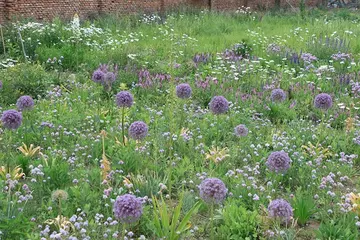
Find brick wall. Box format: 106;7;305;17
0;0;326;23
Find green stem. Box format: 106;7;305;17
210;203;215;240
121;107;125;146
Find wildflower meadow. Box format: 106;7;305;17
1;7;360;240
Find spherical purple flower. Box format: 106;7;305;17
128;121;148;140
176;83;192;99
314;93;332;110
270;89;286;103
199;178;228;204
116;91;134;108
1;109;22;129
266;151;291;173
113;194;143;223
209;96;229;115
92;69;105;83
268;198;293;223
104;72;116;84
234;124;249;137
16;95;34;111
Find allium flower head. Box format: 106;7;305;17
268;198;293;223
113;194;143;223
199;178;228;204
1;110;22;129
51;190;69;202
128;121;148;140
176;83;192;99
92;69;105;83
209;96;229;115
270;89;286;103
104;72;116;84
266;151;291;173
234;124;249;137
116;91;134;108
16;95;34;111
314;93;332;110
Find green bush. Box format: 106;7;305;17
0;63;54;106
217;200;259;240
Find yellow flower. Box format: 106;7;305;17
17;143;41;158
205;146;230;164
0;165;24;180
44;215;75;232
349;192;360;216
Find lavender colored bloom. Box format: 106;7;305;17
176;83;192;99
234;124;248;137
1;109;22;129
0;80;2;89
199;178;228;204
92;69;105;83
270;89;286;103
266;151;291;173
268;198;293;223
193;53;211;65
300;53;317;63
116;91;134;108
128;121;148;140
267;43;281;54
113;194;143;223
104;72;116;84
16;95;34;111
209;96;229;115
314;93;332;110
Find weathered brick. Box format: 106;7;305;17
0;0;326;24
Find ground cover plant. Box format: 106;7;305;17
1;6;360;240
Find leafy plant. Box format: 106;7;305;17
291;188;316;226
316;213;359;240
217;200;259;240
147;193;201;240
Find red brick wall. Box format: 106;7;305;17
0;0;326;23
0;0;5;24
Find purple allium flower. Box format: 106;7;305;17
234;124;249;137
268;198;293;223
176;83;192;99
128;121;148;140
199;178;228;204
92;69;105;83
314;93;332;110
113;194;143;223
1;109;22;129
104;72;116;84
209;96;229;115
116;91;134;108
16;95;34;111
266;151;291;173
270;89;286;103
